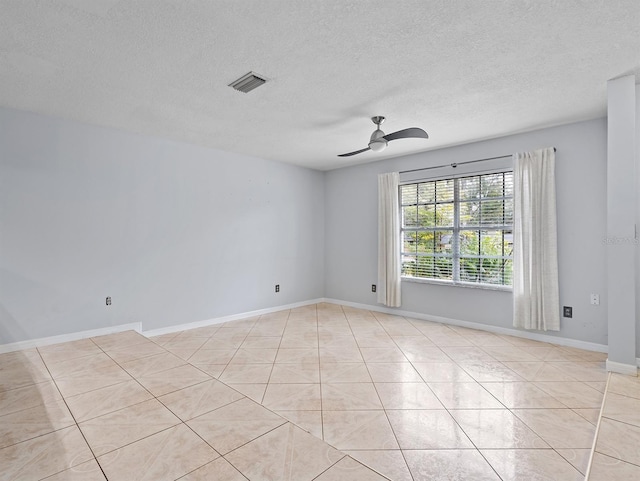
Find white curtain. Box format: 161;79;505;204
378;172;401;307
513;147;560;331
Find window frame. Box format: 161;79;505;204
399;169;514;291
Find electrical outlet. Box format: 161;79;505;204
563;306;572;318
590;294;600;305
106;296;112;306
275;284;280;293
371;284;377;293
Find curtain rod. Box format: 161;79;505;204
399;147;557;175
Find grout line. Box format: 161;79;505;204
583;371;611;480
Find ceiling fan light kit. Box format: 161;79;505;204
339;116;429;157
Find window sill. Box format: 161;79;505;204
401;276;512;292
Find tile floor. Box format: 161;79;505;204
587;372;640;480
0;302;619;480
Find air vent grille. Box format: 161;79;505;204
229;72;267;93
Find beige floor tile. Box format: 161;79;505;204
54;369;133;398
588;452;640;481
425;333;475;347
319;347;363;363
241;336;282;349
573;408;601;425
45;352;121;379
595;417;640;465
136;363;211;396
481;345;541;361
188;362;226;378
148;332;180;346
226;383;267;403
602;392;640;427
555;448;591;475
262;383;321;410
366;363;423;382
104;340;167;364
280;334;319;349
160;337;208;352
37;338;102;364
318;335;359;349
386;409;473;449
481;448;584;481
534;381;604;408
119;351;187;378
219;363;274;383
98;424;218;481
199;337;243;350
501;361;576;382
0;425;93;481
440;346;494;362
360;347;407;363
321;383;383;410
314;456;388;480
187;397;286;454
158;379;244;421
404;449;501;481
91;330;148;350
607;373;640;399
0;350;52;392
481;381;567;408
188;348;237;364
511;408;596;448
44;459;107;481
345;450;412;481
175;324;221;338
553;361;608;381
180;457;247;481
457;360;524;382
450;409;549;448
584;381;607;393
411;362;475;382
79;398;180;456
228;348;278;364
0;396;75;449
225;422;344;481
398;346;451;363
65;379;152;422
322;410;399;450
320;362;372;382
353;335;398;349
276;410;323;438
275;348;319;363
0;379;62;417
269;363;320;383
427;382;504;409
374;382;443;409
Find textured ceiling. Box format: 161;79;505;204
1;1;639;170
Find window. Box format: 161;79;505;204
400;171;513;288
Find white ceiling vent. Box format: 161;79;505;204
229;71;267;93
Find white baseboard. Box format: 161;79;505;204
606;359;638;376
142;298;325;337
323;298;609;353
0;322;142;354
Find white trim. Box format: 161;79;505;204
606;359;638;376
584;372;611;480
324;298;608;353
0;322;142;354
142;298;325;337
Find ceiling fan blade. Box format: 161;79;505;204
383;127;429;142
338;147;371;157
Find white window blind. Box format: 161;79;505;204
400;171;513;287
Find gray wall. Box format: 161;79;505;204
0;108;325;343
325;119;608;346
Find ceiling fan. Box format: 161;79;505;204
338;116;429;157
